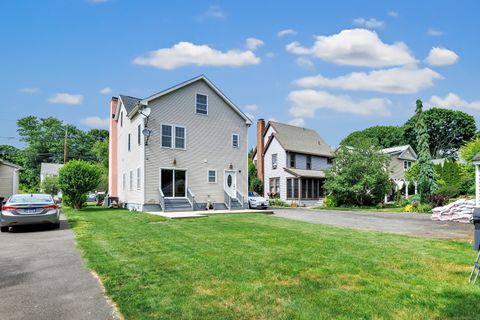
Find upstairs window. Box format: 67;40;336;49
272;154;278;169
306;155;312;170
404;161;412;170
137;124;141;145
128;133;131;151
290;153;296;168
196;93;208;115
161;124;186;150
161;125;173;148
120;111;123;127
232;134;239;148
175;127;186;149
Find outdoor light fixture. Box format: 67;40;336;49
229;163;233;169
142;128;152;146
173;158;177;165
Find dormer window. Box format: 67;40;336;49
196;93;208;115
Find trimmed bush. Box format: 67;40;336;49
58;160;100;209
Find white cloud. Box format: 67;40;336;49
265;52;275;58
133;41;261;70
388;10;399;18
48;93;84;105
427;28;443;36
286;29;416;67
295;57;315;70
353;17;384;29
429;93;480;111
288;90;391;118
246;37;264;51
99;87;112;94
244;104;258;112
294;67;443;94
197;5;225;21
277;29;297;38
18;87;40;94
425;47;459;66
80;116;110;129
288;118;305;126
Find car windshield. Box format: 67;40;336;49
9;195;53;204
249;191;260;197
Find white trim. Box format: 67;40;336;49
232;133;240;148
207;169;217;183
160;123;187;150
139;75;252;125
195;92;208;115
174;125;187;150
224;170;237;199
159;167;188;198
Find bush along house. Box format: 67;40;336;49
252;120;333;206
108;75;251;212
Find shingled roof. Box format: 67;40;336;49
266;121;333;157
119;95;141;114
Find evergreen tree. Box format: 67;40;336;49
415;99;437;200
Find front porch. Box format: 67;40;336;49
283;168;326;204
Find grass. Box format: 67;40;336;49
65;206;480;319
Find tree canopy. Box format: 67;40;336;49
340;125;406;148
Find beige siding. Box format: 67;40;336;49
144;80;248;205
0;164;18;199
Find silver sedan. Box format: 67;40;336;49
1;194;60;232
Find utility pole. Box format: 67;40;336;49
63;126;68;164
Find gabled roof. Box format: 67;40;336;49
381;145;417;160
0;159;21;169
122;75;251;125
263;121;333;157
40;163;63;176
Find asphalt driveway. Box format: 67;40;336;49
0;214;119;320
273;208;474;240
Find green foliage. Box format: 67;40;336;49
268;198;290;207
92;140;109;168
404;162;420;183
403;107;476;158
58;160;100;209
404;203;432;213
340;125;405;148
433;159;461;198
459;137;480;162
325;143;391;206
41;176;59;196
248;159;263;194
414;100;437;200
0;144;21;164
323;195;338;208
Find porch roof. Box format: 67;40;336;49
284;168;326;178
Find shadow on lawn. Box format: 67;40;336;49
439;288;480;319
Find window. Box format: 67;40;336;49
120;111;123;127
196;93;208;115
306;155;312;170
161;124;186;149
128;133;131;151
272;154;278;169
137;124;141;145
287;178;299;199
327;158;333;165
207;170;217;183
290;153;296;168
122;173;126;190
404;161;412;170
232;134;239;148
129;170;133;190
269;177;280;195
136;167;141;190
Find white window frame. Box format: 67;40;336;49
272;153;278;169
403;161;412;170
232;133;239;148
136;167;141;190
195;93;208;115
160;123;186;150
207;169;217;183
129;170;133;190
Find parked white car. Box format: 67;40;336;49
248;191;268;209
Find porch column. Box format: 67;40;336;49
414;182;418;195
405;181;409;198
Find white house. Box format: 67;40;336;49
253;120;333;206
381;145;418;200
0;159;21;201
108;75;251;212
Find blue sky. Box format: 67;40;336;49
1;0;479;149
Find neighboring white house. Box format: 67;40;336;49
40;163;64;185
253;120;333;206
0;159;21;201
381;145;418;200
108;75;251;212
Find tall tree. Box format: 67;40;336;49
414;100;437;200
340;125;406;148
403;107;476;158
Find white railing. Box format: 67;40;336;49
158;188;165;212
224;190;232;210
187;188;195;210
236;190;245;209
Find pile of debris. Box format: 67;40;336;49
431;198;475;223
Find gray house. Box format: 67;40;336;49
108;75;251;212
382;145;418;199
0;159;21;201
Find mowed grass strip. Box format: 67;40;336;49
65;207;480;320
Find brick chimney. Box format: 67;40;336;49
108;97;119;197
256;119;265;184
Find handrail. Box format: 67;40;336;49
158;187;165;212
236;190;245;209
224;190;231;210
187;188;195;210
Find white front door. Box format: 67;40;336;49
224;170;237;199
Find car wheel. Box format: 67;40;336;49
0;226;9;233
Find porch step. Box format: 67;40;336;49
163;198;193;212
230;198;244;209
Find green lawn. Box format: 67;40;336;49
65;206;480;319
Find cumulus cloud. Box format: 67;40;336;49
99;87;112;94
295;57;315;69
244;104;258;112
286;28;417;67
18;87;40;94
429;93;480;111
80;116;110;129
353;17;384;29
246;37;264;50
48;93;83;105
294;67;443;94
425;47;459;66
277;29;297;38
288;118;305;127
427;28;443;36
133;41;261;70
288;90;391;118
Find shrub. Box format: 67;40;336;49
375;202;384;209
404;204;414;212
268;199;289;207
58;160;100;209
324;195;338;208
397;198;409;207
416;203;433;213
41;176;59;196
426;193;448;208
